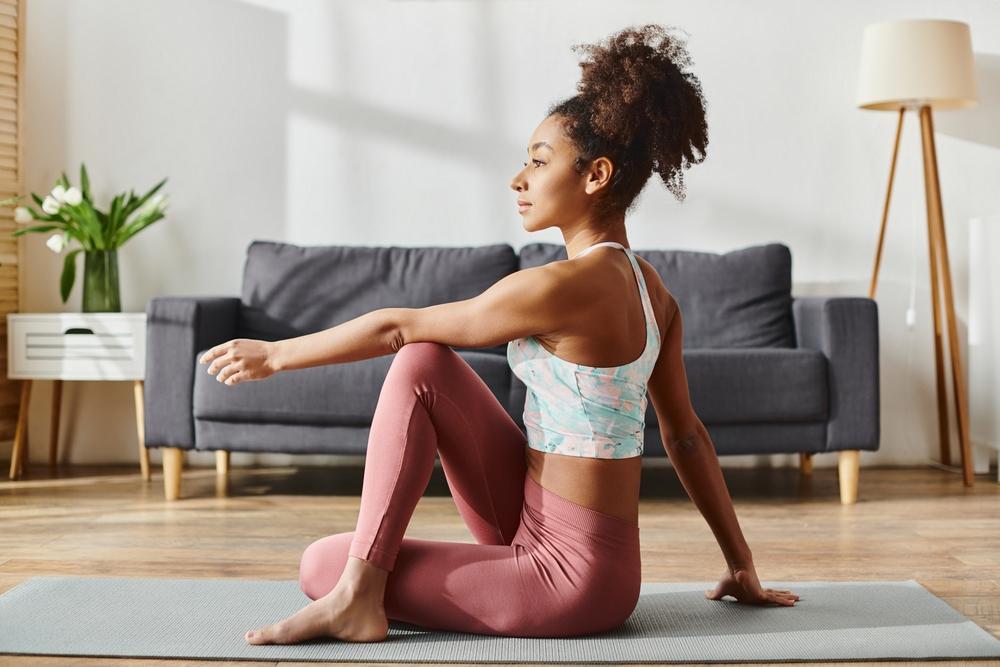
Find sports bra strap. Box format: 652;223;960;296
573;241;626;259
571;241;658;345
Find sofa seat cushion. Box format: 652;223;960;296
193;349;511;426
646;348;828;424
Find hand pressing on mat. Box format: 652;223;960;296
200;338;277;386
705;565;800;606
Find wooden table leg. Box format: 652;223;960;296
134;379;150;481
9;379;31;480
49;379;62;471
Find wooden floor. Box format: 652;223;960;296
0;461;998;666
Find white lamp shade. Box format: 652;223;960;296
856;19;978;110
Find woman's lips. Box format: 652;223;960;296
517;201;532;213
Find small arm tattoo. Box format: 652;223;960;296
668;431;701;452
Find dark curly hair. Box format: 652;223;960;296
547;24;709;219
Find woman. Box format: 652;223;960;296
201;24;799;645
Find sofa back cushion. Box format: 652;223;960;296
517;242;795;348
239;241;519;354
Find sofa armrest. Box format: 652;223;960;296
792;296;880;452
144;296;241;450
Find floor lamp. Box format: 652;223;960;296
856;19;979;486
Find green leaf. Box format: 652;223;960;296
31;192;45;208
59;206;95;248
11;224;63;236
94;206;108;228
122;177;167;220
75;204;103;248
116;211;164;246
108;194;123;237
60;171;70;188
60;248;82;303
80;163;91;204
20;207;62;224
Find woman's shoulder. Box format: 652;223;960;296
634;255;675;319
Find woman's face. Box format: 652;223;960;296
510;114;606;232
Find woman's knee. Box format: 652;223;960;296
389;341;457;385
394;341;453;365
298;532;354;599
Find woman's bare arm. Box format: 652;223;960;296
269;309;401;371
269;263;582;372
646;298;754;571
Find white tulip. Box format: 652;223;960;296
63;187;83;205
14;206;32;224
139;193;167;216
51;185;67;202
42;196;61;215
46;232;68;253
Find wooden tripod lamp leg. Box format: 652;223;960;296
925;146;951;469
869;108;905;300
919;105;974;486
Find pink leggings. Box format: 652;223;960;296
297;342;642;638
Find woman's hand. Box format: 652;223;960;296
705;566;800;606
200;339;278;386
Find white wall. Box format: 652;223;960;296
11;0;1000;474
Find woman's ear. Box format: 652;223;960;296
584;156;614;195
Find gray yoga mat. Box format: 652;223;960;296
1;576;998;663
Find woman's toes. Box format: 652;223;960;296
246;623;287;644
245;626;274;644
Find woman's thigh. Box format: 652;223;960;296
299;530;637;638
388;342;528;546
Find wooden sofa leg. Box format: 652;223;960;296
838;450;859;504
214;450;231;497
799;452;813;476
216;451;229;475
163;448;184;501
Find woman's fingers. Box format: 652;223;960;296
767;588;799;598
218;368;241;385
223;371;243;385
215;364;242;384
200;345;224;364
206;353;231;375
773;592;798;605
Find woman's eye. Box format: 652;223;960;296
521;160;544;167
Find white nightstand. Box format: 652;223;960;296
6;313;148;481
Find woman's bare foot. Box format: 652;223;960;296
245;581;389;645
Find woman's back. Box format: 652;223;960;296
517;243;673;526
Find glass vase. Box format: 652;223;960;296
82;249;121;313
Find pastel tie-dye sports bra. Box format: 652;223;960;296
507;241;662;459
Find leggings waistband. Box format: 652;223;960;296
523;473;639;541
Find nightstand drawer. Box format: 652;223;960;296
7;313;146;380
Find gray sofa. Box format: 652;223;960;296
144;240;879;504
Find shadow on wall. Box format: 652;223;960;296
934;52;1000;147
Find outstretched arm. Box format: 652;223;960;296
647;298;753;571
268;263;580;372
202;263;582;382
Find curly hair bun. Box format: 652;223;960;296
568;24;709;204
